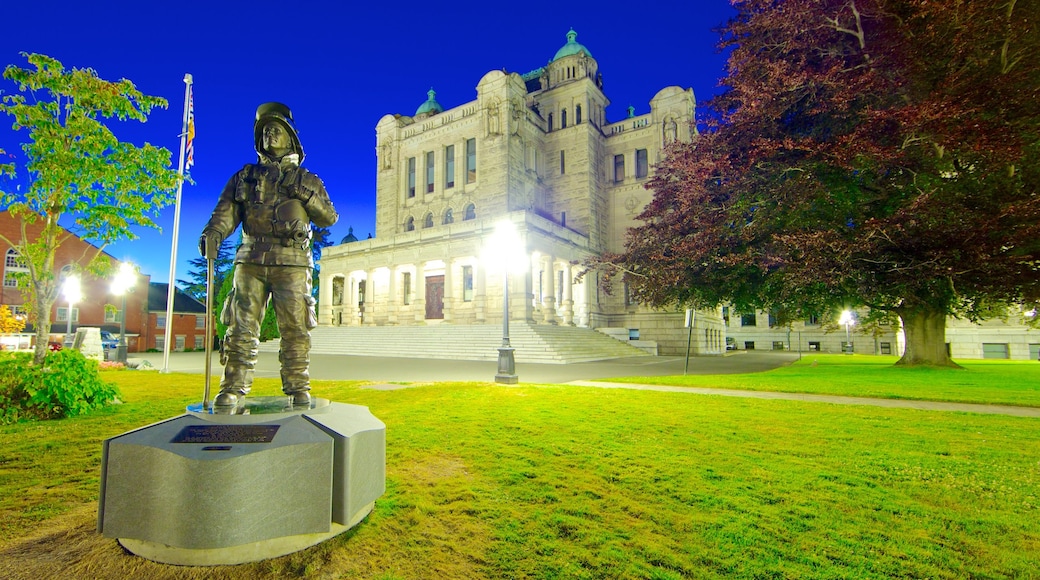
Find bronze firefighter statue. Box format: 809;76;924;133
199;102;338;408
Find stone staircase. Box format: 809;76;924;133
258;322;651;364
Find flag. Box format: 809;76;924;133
185;88;195;170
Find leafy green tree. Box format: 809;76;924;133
311;224;332;300
598;0;1040;367
0;53;179;365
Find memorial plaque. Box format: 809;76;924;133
171;424;280;444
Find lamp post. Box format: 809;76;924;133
485;219;526;384
111;262;137;363
62;274;81;349
839;310;855;355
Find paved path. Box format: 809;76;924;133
567;381;1040;418
134;351;1040;418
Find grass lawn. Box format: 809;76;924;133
606;354;1040;407
0;362;1037;579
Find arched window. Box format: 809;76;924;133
463;203;476;221
548;113;554;132
405;216;415;232
443;208;454;225
4;249;27;288
423;213;434;228
576;105;582;124
561;109;567;128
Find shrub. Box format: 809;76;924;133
0;350;121;424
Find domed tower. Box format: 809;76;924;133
414;88;443;119
543;28;602;92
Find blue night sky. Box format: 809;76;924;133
1;0;735;287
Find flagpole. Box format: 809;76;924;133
160;73;193;374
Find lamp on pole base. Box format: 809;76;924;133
117;293;128;364
496;345;517;384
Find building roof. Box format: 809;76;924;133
415;88;443;116
552;29;592;61
147;282;207;314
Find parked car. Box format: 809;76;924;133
100;331;119;351
725;337;736;351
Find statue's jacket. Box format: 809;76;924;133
204;162;338;268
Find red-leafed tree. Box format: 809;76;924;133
598;0;1040;366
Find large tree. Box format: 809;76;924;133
0;54;179;364
599;0;1040;367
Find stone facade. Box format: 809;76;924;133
318;30;724;355
725;307;1040;361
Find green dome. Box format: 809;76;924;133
552;29;592;61
415;88;443;116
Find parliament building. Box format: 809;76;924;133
317;30;726;356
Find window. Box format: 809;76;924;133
332;277;344;305
4;249;27;288
880;342;892;355
772;341;786;351
808;341;820;351
407;157;416;198
614;154;625;183
445;145;455;188
402;272;411;305
807;313;820;325
768;311;777;327
156;315;166;329
557;269;564;304
576;105;582;124
463;203;476;221
548;113;554;131
462;266;473;302
443;208;454;225
982;343;1010;359
405;216;415;232
57;307;79;322
175;335;185;351
740;312;757;327
560;150;565;175
466;138;476;183
196;315;206;329
194;336;204;350
423;213;433;228
744;341;756;350
155;336;165;351
635;149;648;178
722;306;730;324
561;109;567;128
425;151;435;193
106;310;123;323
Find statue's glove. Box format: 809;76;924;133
199;230;223;258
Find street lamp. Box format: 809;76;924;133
839;310;855;354
111;262;137;363
62;274;81;349
484;219;527;384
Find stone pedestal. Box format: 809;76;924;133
97;397;385;565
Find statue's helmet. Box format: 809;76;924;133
254;102;304;163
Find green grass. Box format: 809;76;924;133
605;354;1040;407
1;363;1039;578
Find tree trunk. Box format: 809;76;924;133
32;290;53;366
895;307;960;367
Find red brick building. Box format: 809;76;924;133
146;282;211;351
0;211;151;351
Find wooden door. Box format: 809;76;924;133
425;275;444;319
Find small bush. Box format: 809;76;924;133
98;361;126;371
0;350;121;424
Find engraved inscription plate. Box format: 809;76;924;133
171;424;280;444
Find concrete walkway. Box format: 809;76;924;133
567;381;1040;418
134;351;1040;418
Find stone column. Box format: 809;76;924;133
442;258;454;323
414;261;426;323
387;267;398;325
365;269;378;326
542;255;557;325
561;262;574;325
346;275;358;326
475;262;487;323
